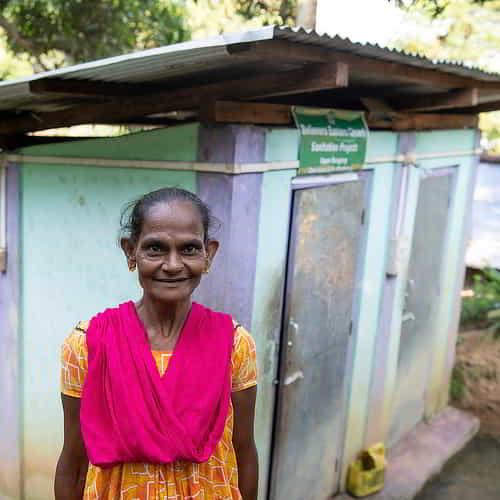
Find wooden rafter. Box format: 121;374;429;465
229;40;500;91
393;88;479;112
200;100;293;125
0;63;348;135
29;78;160;99
368;112;478;131
198;100;478;131
451;100;500;114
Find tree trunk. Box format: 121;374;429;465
296;0;317;30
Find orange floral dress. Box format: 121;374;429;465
61;319;257;500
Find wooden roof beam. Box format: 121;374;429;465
369;112;478;131
200;100;293;124
0;63;347;135
199;100;478;131
29;78;160;99
229;40;500;91
451;100;500;113
393;88;479;112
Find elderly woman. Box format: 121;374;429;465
55;187;258;500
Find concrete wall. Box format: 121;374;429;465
369;130;478;452
17;127;199;500
0;165;22;500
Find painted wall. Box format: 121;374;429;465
0;166;21;500
253;131;299;498
378;129;478;450
20;124;200;162
415;130;479;418
18;126;199;500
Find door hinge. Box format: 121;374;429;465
348;320;353;336
335;458;339;472
361;209;365;225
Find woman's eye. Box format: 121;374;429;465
147;244;162;253
183;245;200;255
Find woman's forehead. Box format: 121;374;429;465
141;200;204;235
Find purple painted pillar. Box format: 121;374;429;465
194;124;264;329
0;164;21;500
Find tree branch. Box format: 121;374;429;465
0;14;49;71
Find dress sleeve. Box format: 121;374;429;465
60;321;89;398
231;323;257;392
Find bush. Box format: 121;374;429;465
461;267;500;335
450;364;466;402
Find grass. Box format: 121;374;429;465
450;364;466;402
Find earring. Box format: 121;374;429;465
129;262;136;271
203;257;211;274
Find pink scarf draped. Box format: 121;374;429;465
80;301;234;468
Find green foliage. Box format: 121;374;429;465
394;0;497;18
0;0;297;75
393;0;500;70
450;363;466;401
0;0;190;70
480;112;500;154
461;268;500;334
393;0;500;153
186;0;295;39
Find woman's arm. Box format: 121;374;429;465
232;386;258;500
55;394;89;500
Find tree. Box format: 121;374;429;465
186;0;295;40
0;0;298;74
393;0;497;18
393;0;500;152
0;0;190;71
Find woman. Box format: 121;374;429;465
55;187;258;500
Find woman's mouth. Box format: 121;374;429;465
153;277;189;283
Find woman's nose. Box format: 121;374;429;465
162;252;183;272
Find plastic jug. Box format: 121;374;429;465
346;443;386;497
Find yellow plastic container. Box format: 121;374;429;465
346;443;386;497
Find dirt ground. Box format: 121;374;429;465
415;328;500;500
453;328;500;436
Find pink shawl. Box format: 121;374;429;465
80;301;234;467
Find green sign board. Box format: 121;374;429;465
293;107;369;175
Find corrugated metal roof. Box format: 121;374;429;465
274;26;500;81
1;25;499;92
0;26;499;128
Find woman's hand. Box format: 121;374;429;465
55;394;89;500
231;386;258;500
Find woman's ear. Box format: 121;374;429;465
205;239;219;269
120;237;136;270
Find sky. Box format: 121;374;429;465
315;0;407;46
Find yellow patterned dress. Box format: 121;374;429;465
60;319;257;500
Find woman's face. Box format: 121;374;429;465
125;200;218;305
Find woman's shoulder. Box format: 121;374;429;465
232;320;256;354
63;320;89;353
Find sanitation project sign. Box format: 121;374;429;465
293;107;368;175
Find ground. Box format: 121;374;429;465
452;328;500;437
415;328;500;500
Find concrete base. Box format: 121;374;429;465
337;406;480;500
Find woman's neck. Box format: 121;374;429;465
135;296;192;344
